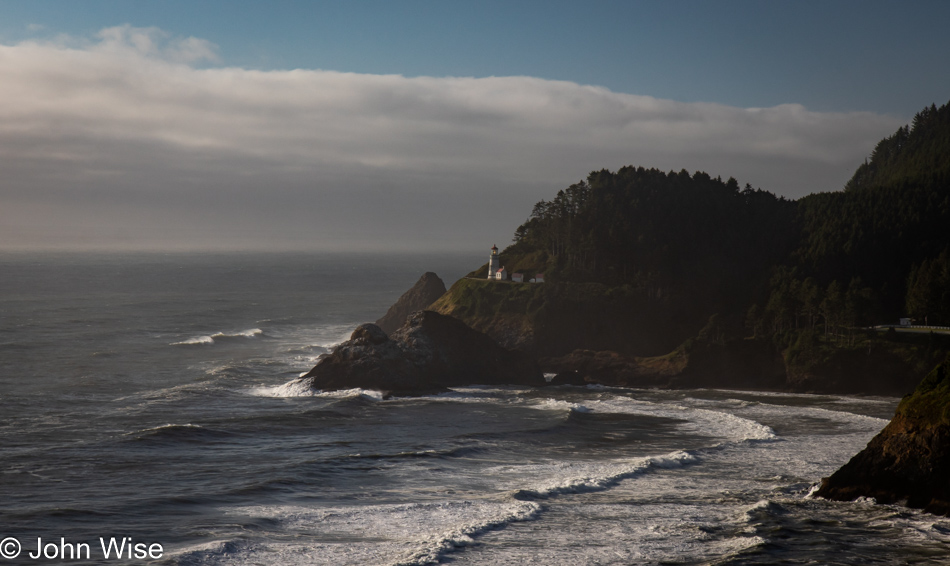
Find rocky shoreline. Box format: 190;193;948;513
299;272;950;517
300;310;543;396
815;358;950;516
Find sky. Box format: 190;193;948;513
0;0;948;252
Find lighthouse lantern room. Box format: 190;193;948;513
487;245;500;279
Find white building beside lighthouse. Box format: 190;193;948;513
487;245;500;279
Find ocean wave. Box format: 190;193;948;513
720;401;890;438
338;445;483;462
426;389;777;444
124;423;235;443
314;388;386;402
447;385;537;396
723;389;899;404
171;328;263;346
532;398;592;413
282;344;329;360
248;379;384;402
775;404;890;429
743;499;788;522
712;535;769;563
688;406;778;443
406;387;533;405
112;381;221;409
392;500;542;566
184;500;542;566
271;324;357;353
248;378;317;397
495;449;700;499
555;395;778;444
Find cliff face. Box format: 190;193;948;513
375;272;446;334
816;358;950;515
301;310;543;395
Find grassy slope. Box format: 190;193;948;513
431;277;686;357
430;278;544;337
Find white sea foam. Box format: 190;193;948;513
439;499;769;565
804;482;822;498
313;388;386;402
248;378;385;401
177;500;542;566
886;514;950;545
556;395;778;444
171;328;263;346
487;449;699;499
173;335;215;345
532;398;592;413
427;389;777;444
705;388;898;406
411;387;533;405
248;377;318;397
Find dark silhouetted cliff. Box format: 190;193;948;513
816;357;950;514
376;272;446;334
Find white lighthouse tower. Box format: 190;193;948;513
487;245;500;279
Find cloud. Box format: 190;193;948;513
90;24;220;63
0;27;904;251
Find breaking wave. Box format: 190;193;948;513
172;328;264;346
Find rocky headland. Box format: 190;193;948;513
816;357;950;515
429;277;930;396
308;271;934;397
300;310;542;396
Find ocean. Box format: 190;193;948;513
1;252;948;565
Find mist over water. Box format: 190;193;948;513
1;252;948;565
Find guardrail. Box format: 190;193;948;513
873;325;950;331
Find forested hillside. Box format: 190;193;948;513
458;99;950;390
758;101;950;352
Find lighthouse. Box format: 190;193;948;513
487;245;500;279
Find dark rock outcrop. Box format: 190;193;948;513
541;339;787;391
542;350;658;387
816;358;950;515
376;272;446;334
301;310;543;395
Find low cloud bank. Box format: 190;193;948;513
0;26;904;251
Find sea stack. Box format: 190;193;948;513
375;272;447;334
301;310;543;395
816;357;950;515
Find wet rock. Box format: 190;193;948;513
816;358;950;515
302;311;543;395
